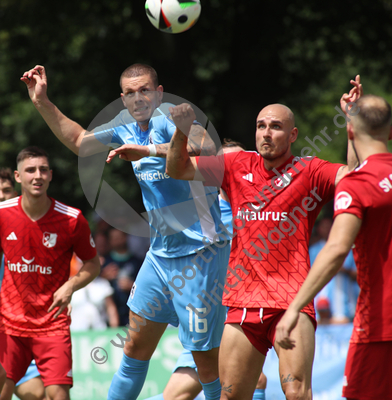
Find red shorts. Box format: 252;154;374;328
343;341;392;399
225;307;317;356
0;332;73;387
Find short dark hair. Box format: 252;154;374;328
16;146;49;167
0;168;15;188
356;95;392;131
221;138;246;150
120;63;159;89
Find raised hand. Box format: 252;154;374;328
340;74;363;116
20;65;49;104
169;103;196;136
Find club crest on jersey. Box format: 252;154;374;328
43;232;58;248
274;173;293;188
148;134;154;144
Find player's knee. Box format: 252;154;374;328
256;372;267;389
45;385;70;400
282;382;310;400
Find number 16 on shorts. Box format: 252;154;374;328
186;306;208;333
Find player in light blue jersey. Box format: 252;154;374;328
22;64;230;400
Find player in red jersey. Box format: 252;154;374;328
165;78;362;400
276;94;392;400
0;146;100;400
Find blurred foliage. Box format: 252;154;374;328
1;0;392;222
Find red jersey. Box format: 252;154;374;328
0;196;97;337
198;153;341;315
334;153;392;343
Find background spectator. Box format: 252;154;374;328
310;216;359;324
70;254;119;331
101;228;144;326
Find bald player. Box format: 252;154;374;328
276;94;392;400
165;76;362;400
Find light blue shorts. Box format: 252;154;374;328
128;243;230;351
173;349;197;373
16;361;40;387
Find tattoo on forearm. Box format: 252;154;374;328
187;138;199;156
221;382;233;393
155;143;170;157
281;374;297;383
187;126;216;156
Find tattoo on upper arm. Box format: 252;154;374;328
187;125;215;156
281;374;297;383
221;382;233;393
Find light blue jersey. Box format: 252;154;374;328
218;197;233;235
94;107;228;258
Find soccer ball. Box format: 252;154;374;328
145;0;201;34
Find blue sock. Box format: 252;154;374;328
144;395;164;400
252;388;266;400
107;354;149;400
200;377;221;400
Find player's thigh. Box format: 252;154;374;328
219;324;265;400
128;251;180;328
173;244;230;353
123;309;168;360
14;376;45;400
0;379;16;400
163;368;202;400
343;341;392;399
44;384;70;400
31;335;72;390
0;334;32;389
274;312;315;398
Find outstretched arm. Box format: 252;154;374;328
275;213;362;349
21;65;105;156
107;103;214;170
341;75;363;172
333;75;364;185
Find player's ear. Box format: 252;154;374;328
14;170;21;184
49;169;53;182
120;93;127;108
347;123;354;140
290;127;298;143
157;85;164;103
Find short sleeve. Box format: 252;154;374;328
151;115;176;144
334;176;364;220
195;152;235;188
72;214;97;261
309;158;343;203
92;109;132;147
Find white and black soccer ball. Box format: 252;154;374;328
145;0;201;34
